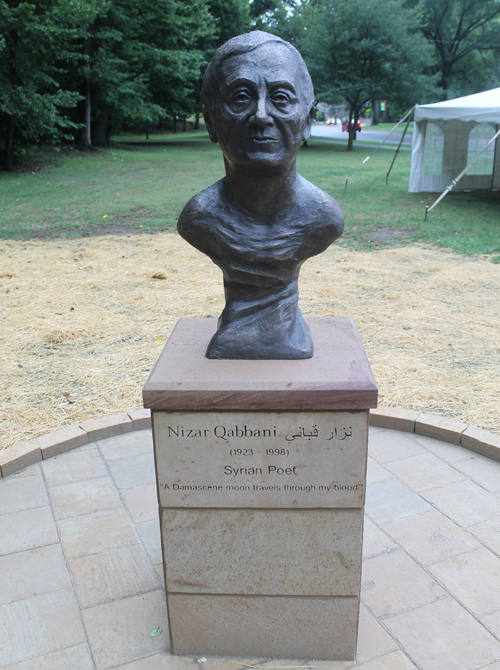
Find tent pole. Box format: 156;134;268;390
386;112;413;184
424;127;500;218
344;106;415;188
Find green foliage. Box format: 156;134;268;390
415;0;500;97
0;0;85;169
276;0;436;148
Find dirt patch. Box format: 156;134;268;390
364;227;416;242
1;234;499;450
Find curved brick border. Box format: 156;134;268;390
1;406;499;479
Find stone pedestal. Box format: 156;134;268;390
143;317;377;660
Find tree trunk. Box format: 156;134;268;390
78;29;92;150
173;116;177;133
3;31;18;171
92;116;108;147
183;118;186;132
372;100;379;126
194;111;200;130
146;122;149;140
346;110;354;152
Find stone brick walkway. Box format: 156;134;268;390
1;426;500;670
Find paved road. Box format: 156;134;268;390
311;124;413;147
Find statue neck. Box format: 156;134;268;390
223;158;297;220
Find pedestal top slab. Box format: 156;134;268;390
143;317;377;411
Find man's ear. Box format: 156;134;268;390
204;111;218;144
302;105;314;141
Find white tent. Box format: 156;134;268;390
409;88;500;192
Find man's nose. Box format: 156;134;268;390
250;96;273;127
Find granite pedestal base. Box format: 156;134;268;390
143;317;377;660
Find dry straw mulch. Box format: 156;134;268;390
1;233;499;451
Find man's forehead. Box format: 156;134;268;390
220;44;302;90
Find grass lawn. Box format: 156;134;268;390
362;122;415;133
0;130;499;259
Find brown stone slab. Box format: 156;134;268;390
143;317;377;411
370;407;419;433
128;408;152;431
461;425;500;463
39;425;88;459
79;413;133;443
415;413;468;445
0;440;41;478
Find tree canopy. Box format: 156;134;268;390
1;0;499;167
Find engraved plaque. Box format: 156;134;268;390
153;410;368;508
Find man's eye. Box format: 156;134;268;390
232;91;251;103
271;92;290;104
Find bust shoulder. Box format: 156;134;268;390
291;175;344;257
177;181;225;253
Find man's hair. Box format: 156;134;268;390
201;31;314;115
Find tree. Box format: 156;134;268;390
0;0;82;169
287;0;436;150
416;0;500;97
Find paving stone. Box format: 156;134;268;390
356;604;398;664
42;446;107;487
367;431;425;464
383;509;481;566
428;547;500;617
82;590;168;670
366;456;393;485
0;440;41;478
300;661;354;670
127;409;152;432
154;565;165;589
0;507;58;556
197;658;266;670
136;519;162;566
0;545;71;606
481;610;500;639
4;463;41;479
0;469;48;515
37;425;88;459
468;516;500;557
1;644;94;670
57;508;137;559
369;407;419;433
364;479;431;526
361;549;445;617
384;597;500;670
113;652;199;670
122;483;159;524
48;476;122;520
414;434;472;463
68;544;158;609
97;429;153;461
461;425;500;462
421;480;500;528
362;516;397;559
415;413;468;445
453;454;500;493
80;413;133;443
349;652;418;669
383;452;466;492
106;452;156;490
0;590;86;666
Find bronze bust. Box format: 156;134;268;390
178;31;344;359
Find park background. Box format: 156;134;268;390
1;0;499;450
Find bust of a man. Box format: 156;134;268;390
178;31;344;359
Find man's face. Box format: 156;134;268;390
207;43;313;171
